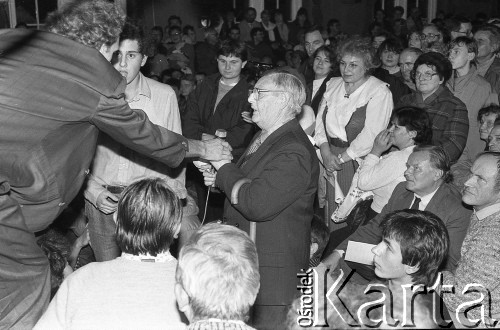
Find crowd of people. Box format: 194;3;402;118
3;0;500;329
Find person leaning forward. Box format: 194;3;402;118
0;1;231;328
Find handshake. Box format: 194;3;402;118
193;133;233;186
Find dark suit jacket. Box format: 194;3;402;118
337;181;472;281
183;73;255;160
216;119;320;306
0;29;187;326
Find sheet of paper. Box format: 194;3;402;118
344;241;376;265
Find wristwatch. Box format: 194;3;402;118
338;153;345;164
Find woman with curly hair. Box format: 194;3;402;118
315;37;393;225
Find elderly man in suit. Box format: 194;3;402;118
323;145;472;282
197;69;320;329
0;1;230;327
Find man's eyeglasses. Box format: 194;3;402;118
421;33;440;40
411;71;439;81
398;62;415;69
249;88;290;99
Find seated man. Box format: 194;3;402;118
175;223;259;330
323;145;471;282
442;152;500;327
288;209;451;329
36;178;187;329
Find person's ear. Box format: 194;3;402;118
113;211;118;224
173;222;182;239
468;52;475;62
141;55;148;67
408;130;417;140
433;168;444;182
310;242;319;258
175;283;191;318
404;263;419;275
242;60;247;68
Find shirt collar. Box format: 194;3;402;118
414;185;440;210
475;203;500;220
127;72;151;102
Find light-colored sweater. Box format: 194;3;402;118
357;146;415;213
35;257;187;330
443;206;500;323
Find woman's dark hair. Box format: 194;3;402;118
412;51;452;83
377;38;404;59
391;106;433;145
116;178;183;256
313;45;336;68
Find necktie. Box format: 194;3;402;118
410;197;421;210
239;136;262;168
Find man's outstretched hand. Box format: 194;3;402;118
202;138;233;161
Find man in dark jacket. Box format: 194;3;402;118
196;69;320;329
0;1;230;327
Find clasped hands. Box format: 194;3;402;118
194;133;233;186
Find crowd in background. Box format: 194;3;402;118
5;1;500;329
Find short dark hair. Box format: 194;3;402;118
116;178;182;256
477;105;500;122
381;209;449;286
250;27;265;38
36;229;71;298
449;36;478;58
412;51;452;83
391;106;433;145
312;45;336;64
305;25;322;36
218;40;248;62
120;20;147;54
377;38;404;59
45;0;125;50
413;145;452;183
445;16;470;33
246;7;257;15
311;215;329;260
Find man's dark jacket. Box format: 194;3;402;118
183;73;255;160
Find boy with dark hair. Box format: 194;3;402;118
374;209;449;287
37;178;187;328
85;20;200;262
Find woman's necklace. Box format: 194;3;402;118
344;77;368;98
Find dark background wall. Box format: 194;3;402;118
127;0;500;37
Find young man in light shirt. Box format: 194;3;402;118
84;21;200;261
